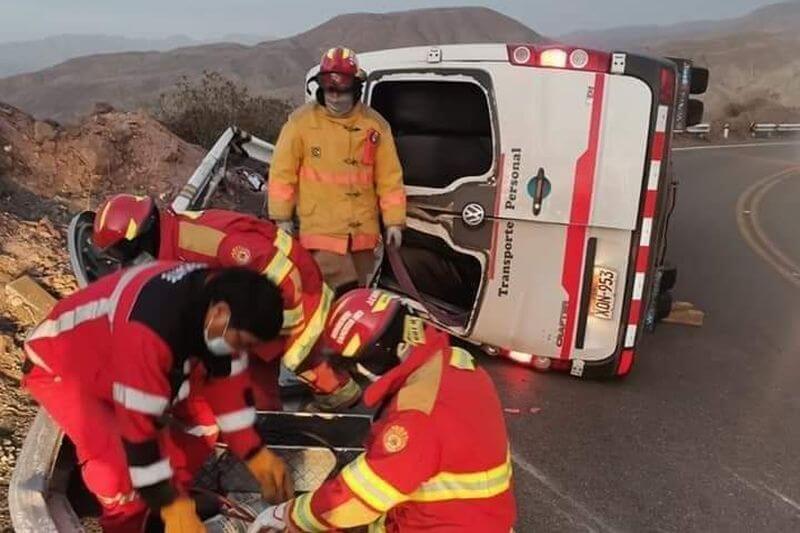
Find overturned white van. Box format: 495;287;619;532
65;42;700;383
304;43;694;378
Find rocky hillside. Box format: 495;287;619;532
0;101;209;527
0;101;203;206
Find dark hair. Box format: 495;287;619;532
203;267;283;341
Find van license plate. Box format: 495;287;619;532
590;266;617;320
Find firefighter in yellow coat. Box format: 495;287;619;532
268;46;406;291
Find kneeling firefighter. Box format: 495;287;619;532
248;288;517;532
22;263;293;532
91;194;360;411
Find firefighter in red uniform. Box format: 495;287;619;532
91;193;360;411
248;288;517;532
23;262;294;532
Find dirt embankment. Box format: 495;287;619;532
0;101;205;530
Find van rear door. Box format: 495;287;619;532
471;62;653;362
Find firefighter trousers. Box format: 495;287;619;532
23;366;219;532
312;249;377;291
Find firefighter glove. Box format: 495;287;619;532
160;497;206;533
246;446;294;504
384;225;403;248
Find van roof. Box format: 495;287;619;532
357;43;511;67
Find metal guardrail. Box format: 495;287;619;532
751;123;800;137
684;123;711;135
679;123;800;138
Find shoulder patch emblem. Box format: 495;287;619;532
383;424;409;454
231;245;252;265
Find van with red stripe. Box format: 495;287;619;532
304;43;694;378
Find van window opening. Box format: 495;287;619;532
370;80;493;189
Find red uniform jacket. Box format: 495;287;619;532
23;262;262;508
287;326;516;532
157;209;332;372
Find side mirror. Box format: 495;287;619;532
690;67;709;95
686;99;705;127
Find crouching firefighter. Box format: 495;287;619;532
22;262;294;532
91;193;361;411
248;288;517;532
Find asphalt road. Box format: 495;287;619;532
488;142;800;532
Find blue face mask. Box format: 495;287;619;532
204;314;234;356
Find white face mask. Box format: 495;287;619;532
324;92;355;116
204;313;234;356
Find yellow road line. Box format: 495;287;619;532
735;166;800;288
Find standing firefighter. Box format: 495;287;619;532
22;263;293;532
91;194;360;411
268;46;406;290
248;289;516;532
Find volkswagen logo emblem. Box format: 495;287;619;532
461;203;485;227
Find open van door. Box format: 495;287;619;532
365;70;500;336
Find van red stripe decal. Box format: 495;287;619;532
628;300;642;324
636;247;650;272
651;132;665;161
488;153;506;280
559;73;605;359
643;190;658;218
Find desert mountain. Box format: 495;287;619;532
0;33;270;78
560;1;800;50
559;1;800;121
0;7;541;123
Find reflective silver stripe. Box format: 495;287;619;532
24;263;154;354
183;360;192;375
24;263;151;344
215;407;256;433
174;380;190;402
129;458;172;488
26;298;112;342
108;263;154;327
113;383;169;416
22;343;54;373
230;353;248;376
184;424;219;437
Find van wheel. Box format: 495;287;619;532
659;264;678;293
656;290;673;321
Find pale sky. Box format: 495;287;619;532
0;0;786;42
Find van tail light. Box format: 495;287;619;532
507;44;610;73
660;67;676;105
